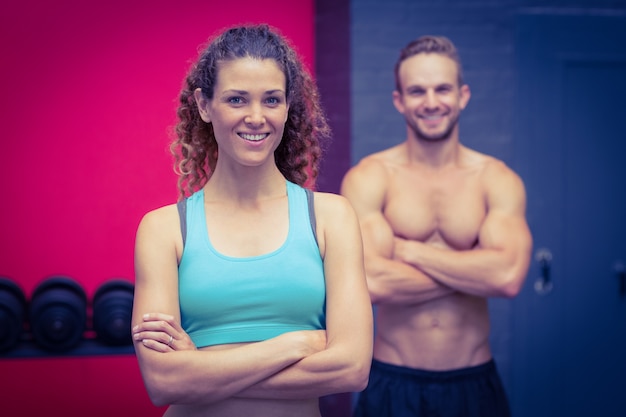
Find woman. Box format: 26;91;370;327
131;24;373;417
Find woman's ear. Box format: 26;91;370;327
194;88;211;123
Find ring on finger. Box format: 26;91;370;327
167;334;173;347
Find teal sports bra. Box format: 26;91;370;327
177;181;326;348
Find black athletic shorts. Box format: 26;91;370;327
353;359;511;417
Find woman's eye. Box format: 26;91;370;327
228;97;244;104
265;97;281;105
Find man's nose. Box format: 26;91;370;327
423;90;438;109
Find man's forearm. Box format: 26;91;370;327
394;239;523;298
366;255;456;305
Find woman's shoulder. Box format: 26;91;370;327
135;202;184;259
138;203;180;235
140;189;203;225
310;191;356;222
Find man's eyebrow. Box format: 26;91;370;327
406;82;454;89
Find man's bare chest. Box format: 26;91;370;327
383;172;487;250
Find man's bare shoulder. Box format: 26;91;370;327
462;147;521;179
481;156;523;187
349;144;406;176
341;145;407;209
461;147;527;209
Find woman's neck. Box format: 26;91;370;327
204;163;286;204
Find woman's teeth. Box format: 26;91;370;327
240;133;267;141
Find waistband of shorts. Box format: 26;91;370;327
371;358;497;382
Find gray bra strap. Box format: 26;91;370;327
305;188;318;244
176;199;187;247
176;190;316;249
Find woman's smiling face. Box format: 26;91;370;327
195;57;289;169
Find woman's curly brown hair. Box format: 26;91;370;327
171;24;331;199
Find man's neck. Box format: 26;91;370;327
405;132;462;168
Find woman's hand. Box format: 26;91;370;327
132;313;197;352
284;329;327;357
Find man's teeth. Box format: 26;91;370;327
240;133;267;141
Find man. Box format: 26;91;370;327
341;35;532;417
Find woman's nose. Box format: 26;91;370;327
244;104;265;126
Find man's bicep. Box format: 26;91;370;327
360;212;395;260
480;163;530;248
341;167;394;260
478;169;533;288
478;209;531;253
485;162;528;218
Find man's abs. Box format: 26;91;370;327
373;293;492;370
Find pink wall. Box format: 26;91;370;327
0;1;315;415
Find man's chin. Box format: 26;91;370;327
416;130;452;142
414;122;456;142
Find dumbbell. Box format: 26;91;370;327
0;277;27;353
29;276;87;352
92;279;134;346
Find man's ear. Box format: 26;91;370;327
392;90;405;114
459;84;471;111
194;88;211;123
